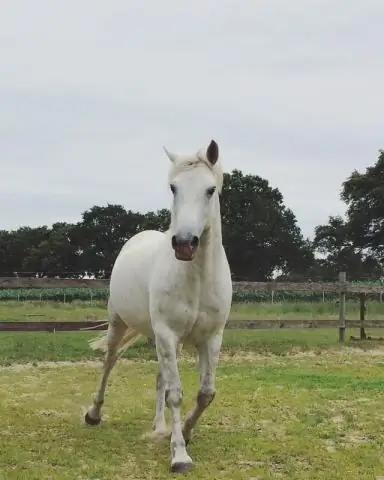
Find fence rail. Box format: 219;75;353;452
2;277;384;294
0;272;382;342
2;319;384;332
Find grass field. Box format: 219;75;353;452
0;329;384;480
1;330;384;479
2;299;384;322
2;302;384;479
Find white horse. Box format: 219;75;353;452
84;140;232;473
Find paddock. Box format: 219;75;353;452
1;330;384;479
2;273;384;478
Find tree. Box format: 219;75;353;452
341;150;384;263
313;215;381;280
70;204;145;278
0;227;50;276
22;223;80;277
0;230;18;275
0;169;317;280
220;170;313;280
142;209;171;232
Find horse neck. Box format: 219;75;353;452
195;196;223;273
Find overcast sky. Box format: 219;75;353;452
1;0;383;239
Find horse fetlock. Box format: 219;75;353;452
170;440;192;471
92;393;104;406
171;460;194;474
197;389;216;408
85;411;101;426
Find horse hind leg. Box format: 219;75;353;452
182;332;223;445
84;312;128;425
143;367;170;442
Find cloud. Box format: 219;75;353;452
1;0;383;238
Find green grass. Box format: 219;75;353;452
3;299;384;322
0;300;107;322
230;300;384;320
1;343;384;479
1;328;384;366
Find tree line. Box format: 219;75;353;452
1;151;383;281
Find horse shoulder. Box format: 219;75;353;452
109;230;166;320
119;229;165;255
195;254;232;332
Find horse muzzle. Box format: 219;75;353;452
171;234;199;261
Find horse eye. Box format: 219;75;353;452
170;184;176;194
207;186;216;197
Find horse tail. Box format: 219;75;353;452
88;327;142;353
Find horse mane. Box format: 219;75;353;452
168;155;224;193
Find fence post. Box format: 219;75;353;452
359;293;366;340
338;272;347;342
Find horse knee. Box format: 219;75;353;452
197;389;216;408
165;387;183;408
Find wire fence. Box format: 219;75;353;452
0;287;383;304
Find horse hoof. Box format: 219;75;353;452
85;412;101;426
171;462;193;474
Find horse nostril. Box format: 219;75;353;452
191;236;199;248
172;234;199;250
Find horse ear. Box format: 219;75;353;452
206;140;219;165
163;146;177;163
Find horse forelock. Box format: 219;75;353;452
168;156;223;193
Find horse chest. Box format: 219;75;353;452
150;259;230;341
151;277;200;330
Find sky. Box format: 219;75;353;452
1;0;383;240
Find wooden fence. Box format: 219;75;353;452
1;272;384;342
1;274;384;293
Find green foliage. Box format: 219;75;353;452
313;150;384;277
313;215;382;280
221;170;313;280
2;154;384;281
0;286;330;302
0;170;314;281
341;149;384;259
0;287;109;302
0;279;383;303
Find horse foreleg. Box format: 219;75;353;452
85;314;127;425
152;368;167;434
182;331;223;444
155;328;193;473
